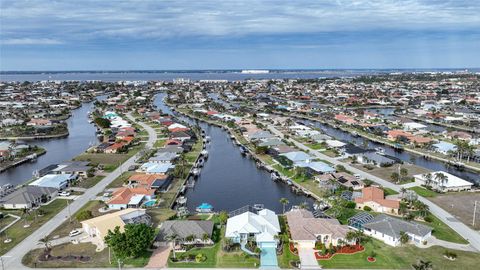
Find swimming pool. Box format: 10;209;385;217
259;243;279;269
143;200;156;207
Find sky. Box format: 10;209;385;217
1;0;479;71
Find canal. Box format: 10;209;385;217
301;118;479;184
154;93;315;214
0;98;103;186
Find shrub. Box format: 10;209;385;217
345;201;356;209
444;250;457;259
363;206;372;211
75;210;93;221
424;216;433;223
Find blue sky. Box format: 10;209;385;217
1;0;479;70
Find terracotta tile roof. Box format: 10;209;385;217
107;187;155;205
355;186;400;209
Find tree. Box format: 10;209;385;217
413;200;429;218
38;235;52;253
279;198;289;214
104;223;155;259
412;260;433;270
390;172;400;183
166;233;180;258
218;211;229;226
94;117;111;129
399;231;409;245
202;233;210;243
76;210;93;221
423;173;433;188
400;167;408;182
434;172;448;191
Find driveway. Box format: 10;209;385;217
146;243;172;269
297;247;320;269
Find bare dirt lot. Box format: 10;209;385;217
430;192;480;230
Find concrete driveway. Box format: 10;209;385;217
146;243;172;269
298;247;320;269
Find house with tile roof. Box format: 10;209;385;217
156;220;214;245
285;209;351;248
106;187;155;209
354;186;400;214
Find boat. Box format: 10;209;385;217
200;150;209;158
196;202;213;213
205;136;211;142
352;131;359;137
271;172;280;181
192;168;201;176
375;147;385;154
176;196;187;205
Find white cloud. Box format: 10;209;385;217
0;0;479;43
1;38;63;45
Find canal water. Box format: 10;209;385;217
154;93;315;214
0;98;103;186
301;119;479;184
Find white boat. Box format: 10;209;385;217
192;168;201;175
200;150;209;158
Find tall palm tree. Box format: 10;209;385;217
434;172;448;191
400;187;407;198
279;198;289;214
38;235;52;253
166;233;180;259
423;173;433;188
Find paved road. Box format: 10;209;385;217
2;114;157;270
267;124;480;252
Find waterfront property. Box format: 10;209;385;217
29;173;77;190
81;208;151;249
155;220;214;247
361;214;432;246
106;187;156;209
286;208;351;248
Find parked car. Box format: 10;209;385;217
69;229;81;237
59;191;71;197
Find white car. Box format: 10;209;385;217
59;191;71;197
69;229;81;237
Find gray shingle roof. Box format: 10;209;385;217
0;186;57;205
156;220;214;241
363;214;432;238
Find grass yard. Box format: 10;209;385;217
154;139;166;148
0;199;69;255
305;142;326;150
22;242;151;268
382;187;399;196
418;214;468;244
73;175;104;189
408;186;438;197
75;153;129;167
49;200;107;238
216;249;259;268
146;208;176;227
106;171;134;188
319;240;480;269
168;244;219;268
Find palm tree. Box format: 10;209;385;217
434;172;448;191
412;260;433;270
298;201;309;210
399;231;409;245
38;235;52;253
202;233;210;243
400;187;407;198
414;200;429;218
423;173;433;188
185;234;196;243
166;233;180;259
279;198;289;214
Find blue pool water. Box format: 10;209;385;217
143;200;156;207
259;243;279;268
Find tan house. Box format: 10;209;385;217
81;208;151;249
354;186;400;214
285;209;351;248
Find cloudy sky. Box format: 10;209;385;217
1;0;479;70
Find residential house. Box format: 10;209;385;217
106;187;155;209
138;162;175;174
354;186;400;214
286;209;351;248
225;209;280;247
128;173;172;191
0;186;57;209
280;151;313;163
413;171;473;192
29;173;76;190
81;209;151;249
362;214;432;246
294;161;336;176
155;220;214;246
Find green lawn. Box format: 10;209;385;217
382;187;399;196
216;249;259;268
306;142;326;150
106;171;134;188
0;199;70;255
419;214;468;244
408;186;438;197
49;200;106;238
73;175;104;189
319;240;480;269
168;244;219;268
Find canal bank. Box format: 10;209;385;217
274;111;479;184
153;93;315;214
0;98;104;186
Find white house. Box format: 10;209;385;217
225;209;280;247
413;171;473;192
29;174;76;190
362;214;432;246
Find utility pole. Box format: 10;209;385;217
67;198;72;223
473;201;478;228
